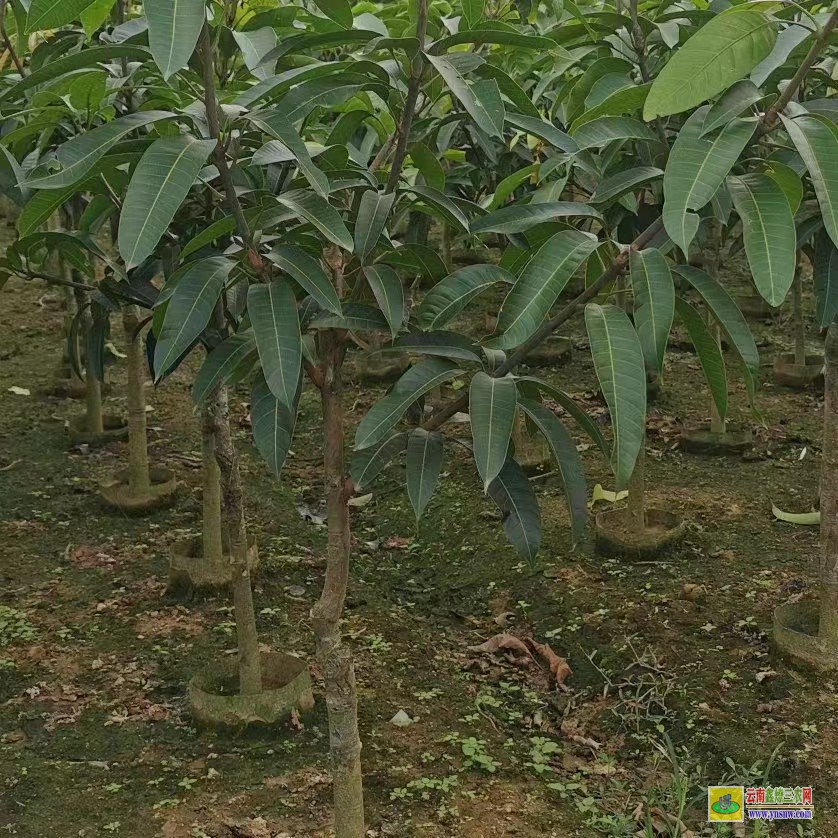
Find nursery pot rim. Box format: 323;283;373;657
773;601;838;672
594;507;686;560
679;424;753;455
67;412;128;445
188;650;314;728
168;533;259;593
99;466;178;513
772;353;825;388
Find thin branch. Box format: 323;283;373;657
0;0;25;77
423;218;665;432
629;0;667;147
384;0;429;194
199;21;259;265
16;268;97;292
760;9;838;133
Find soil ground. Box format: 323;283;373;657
1;252;835;838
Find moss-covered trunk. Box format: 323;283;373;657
819;321;838;646
312;330;365;838
202;402;225;566
123;306;151;496
211;384;262;694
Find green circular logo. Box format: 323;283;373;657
711;798;741;815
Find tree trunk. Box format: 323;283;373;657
792;262;806;367
202;403;225;566
820;321;838;646
76;286;104;435
123;306;151;496
441;223;451;272
627;431;646;534
211;384;262;694
709;320;727;436
311;330;365;838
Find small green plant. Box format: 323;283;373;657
460;737;501;773
0;607;36;646
526;736;561;775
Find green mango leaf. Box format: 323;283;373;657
505;113;579;154
516;376;608;456
146;0;206;81
385;331;483;363
401;184;473;234
409;143;445;192
663;107;755;254
79;0;115;36
591;167;663;205
584;303;646;488
571;82;651;131
355;359;460;449
355;190;395;259
414;264;513;330
519;398;587;540
570;116;657;150
266;245;341;315
192;332;258;404
477;64;540;119
251;374;295;478
2;46;150;101
313;0;353;28
727;173;795;307
153;257;233;380
780;114;838;251
674;297;727;422
471;201;600;235
278;189;353;251
427;54;504;138
751;21;813;87
377;244;448;284
462;0;485;28
630;248;674;376
488;164;538;211
350;433;409;491
248;280;301;409
487;457;541;561
406;428;444;521
309;304;390;332
25;111;174;190
233;27;278;81
17;179;92;238
674;264;759;401
492;230;599;349
644;9;776;119
814;230;838;329
27;0;100;32
763;161;803;215
700;80;763;137
248;116;329;196
772;504;820;526
470;371;517;491
364;265;404;338
119;136;215;270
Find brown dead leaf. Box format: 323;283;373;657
525;638;572;689
467;633;531;657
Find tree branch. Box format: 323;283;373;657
199;21;261;267
384;0;429;194
0;0;25;77
761;9;838;133
16;268;97;292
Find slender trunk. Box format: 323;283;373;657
441;223;451;272
211;384;262;694
709;320;727;436
202;403;225;565
627;431;646;533
123;306;151;495
85;371;104;434
792;263;806;367
820;321;838;646
312;330;365;838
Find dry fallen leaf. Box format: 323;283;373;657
467;633;531;657
526;638;572;689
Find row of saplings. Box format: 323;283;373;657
41;233;837;727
